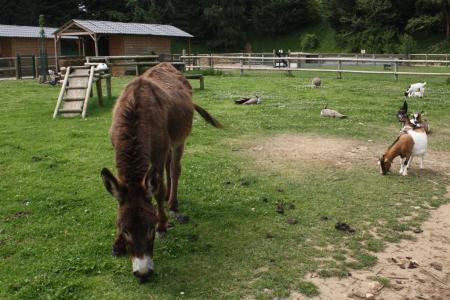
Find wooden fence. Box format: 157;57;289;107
180;54;450;79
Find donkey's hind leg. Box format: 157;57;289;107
165;150;172;202
168;144;184;213
154;166;169;235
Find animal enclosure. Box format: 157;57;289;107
0;70;449;299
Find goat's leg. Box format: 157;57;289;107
406;156;414;169
399;158;405;174
402;155;412;176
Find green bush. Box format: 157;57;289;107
300;33;320;51
399;34;417;55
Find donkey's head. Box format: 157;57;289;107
378;155;391;175
101;167;160;281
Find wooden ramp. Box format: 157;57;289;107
53;66;95;118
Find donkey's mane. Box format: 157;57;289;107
116;80;149;183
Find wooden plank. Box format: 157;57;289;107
81;66;95;118
62;68;90;117
53;66;71;118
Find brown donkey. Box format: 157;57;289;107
101;63;222;281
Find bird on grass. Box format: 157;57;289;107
235;96;261;105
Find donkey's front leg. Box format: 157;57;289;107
112;233;127;256
155;180;169;235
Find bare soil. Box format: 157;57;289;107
243;134;450;176
288;202;450;300
241;134;450;299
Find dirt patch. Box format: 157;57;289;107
239;134;450;299
241;134;449;174
5;211;32;221
287;202;450;300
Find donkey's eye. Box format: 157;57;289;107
147;228;155;239
123;231;132;242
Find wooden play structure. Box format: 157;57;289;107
53;65;111;118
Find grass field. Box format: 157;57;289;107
0;69;449;299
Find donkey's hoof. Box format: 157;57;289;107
156;231;167;239
112;245;127;257
175;213;189;224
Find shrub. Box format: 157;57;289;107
399;34;417;55
300;33;320;51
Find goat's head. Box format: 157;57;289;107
378;155;391;175
101;167;160;282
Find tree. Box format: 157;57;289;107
406;0;450;39
251;0;320;35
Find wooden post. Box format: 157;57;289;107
240;57;244;76
94;34;99;57
199;76;204;90
425;54;428;66
272;49;275;67
394;59;398;80
446;54;448;67
82;38;86;56
96;79;103;107
356;54;359;66
15;54;22;80
287;50;292;76
208;53;212;70
106;75;112;100
31;55;36;79
338;57;342;79
54;37;59;71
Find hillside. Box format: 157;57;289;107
173;22;450;54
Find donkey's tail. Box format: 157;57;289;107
194;104;223;128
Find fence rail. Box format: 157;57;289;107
180;54;450;79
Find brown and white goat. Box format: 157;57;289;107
379;117;428;176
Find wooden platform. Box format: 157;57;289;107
53;66;111;118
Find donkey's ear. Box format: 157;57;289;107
143;167;160;198
101;168;121;201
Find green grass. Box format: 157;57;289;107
0;70;449;299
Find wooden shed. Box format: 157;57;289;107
54;19;193;73
0;24;58;57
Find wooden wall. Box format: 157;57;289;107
0;38;12;57
108;35;172;75
108;35;171;56
0;37;55;57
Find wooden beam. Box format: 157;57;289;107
94;34;99;56
58;32;93;36
54;37;58;71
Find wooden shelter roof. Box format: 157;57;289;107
0;24;57;38
55;19;193;38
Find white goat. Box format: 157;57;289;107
404;82;426;97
